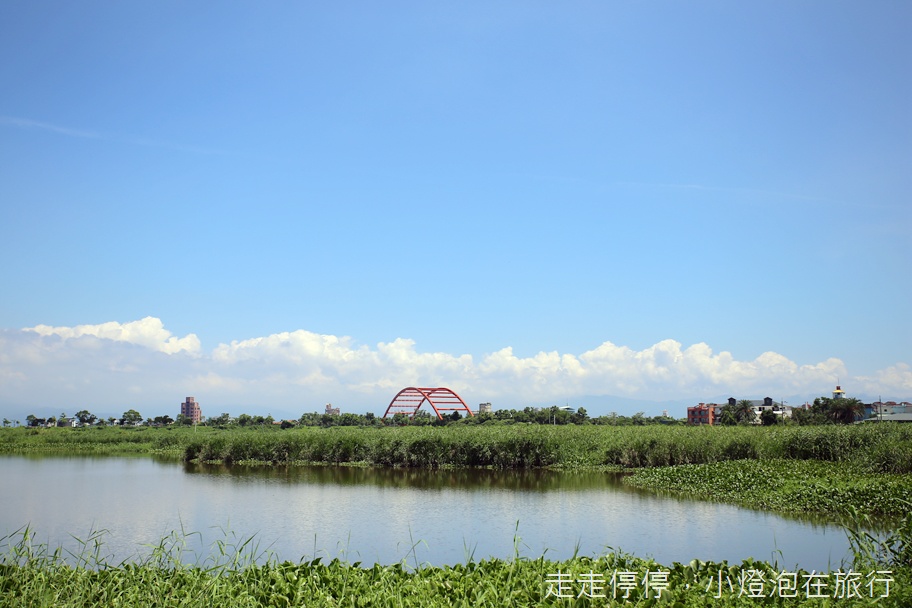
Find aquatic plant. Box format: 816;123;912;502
2;524;909;607
5;424;912;474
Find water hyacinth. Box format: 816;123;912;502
624;459;912;517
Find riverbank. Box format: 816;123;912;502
1;523;909;607
4;423;912;469
626;459;912;517
3;424;911;517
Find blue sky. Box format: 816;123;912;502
1;2;909;420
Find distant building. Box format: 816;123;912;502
325;403;340;416
180;397;202;424
687;403;718;425
478;403;492;415
687;397;793;425
749;397;792;423
871;401;912;416
868;401;912;421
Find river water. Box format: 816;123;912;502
0;455;852;569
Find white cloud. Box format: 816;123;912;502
26;317;200;355
856;363;912;395
1;317;909;418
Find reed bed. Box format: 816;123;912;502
4;424;912;473
0;426;159;455
171;424;912;473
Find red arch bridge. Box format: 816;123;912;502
382;387;474;420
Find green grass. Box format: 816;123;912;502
0;426;161;455
624;459;912;517
1;520;910;607
5;423;912;472
4;424;911;517
3;425;911;604
179;422;912;474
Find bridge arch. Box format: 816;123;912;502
383;387;474;420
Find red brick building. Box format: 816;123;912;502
686;403;717;425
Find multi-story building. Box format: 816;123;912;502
478;403;492;415
687;403;718;425
689;396;796;425
325;403;340;416
180;397;202;424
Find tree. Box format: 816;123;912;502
829;397;865;425
75;410;97;426
735;400;756;424
26;414;37;427
718;405;738;426
122;409;143;426
391;413;410;426
806;396;864;425
207;413;231;427
571;407;588;424
2;418;9;428
760;409;778;426
411;410;433;426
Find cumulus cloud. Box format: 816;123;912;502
26;317;201;355
1;317;908;418
855;363;912;394
212;331;474;393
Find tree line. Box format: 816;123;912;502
14;396;869;430
203;407;681;428
24;409;163;428
714;397;867;426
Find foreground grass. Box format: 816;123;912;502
1;520;910;608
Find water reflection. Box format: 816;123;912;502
179;460;628;492
176;460;859;530
2;455;856;570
